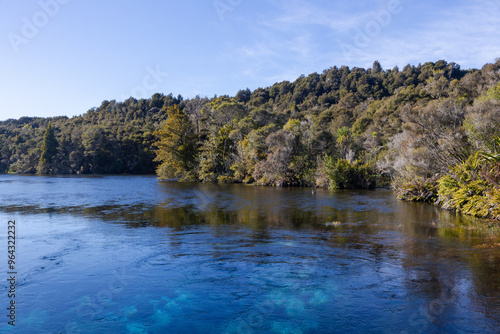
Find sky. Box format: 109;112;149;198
0;0;499;121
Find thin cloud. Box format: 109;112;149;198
220;0;500;95
310;0;500;69
261;0;374;34
379;0;500;68
228;33;321;83
235;43;277;59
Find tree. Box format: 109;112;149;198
235;88;251;103
154;105;198;181
81;127;115;174
185;95;209;136
372;60;383;74
198;123;234;183
399;99;468;173
37;124;58;174
197;97;247;183
253;129;296;186
253;119;305;186
465;96;500;153
230;124;276;184
336;126;353;160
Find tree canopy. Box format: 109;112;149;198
37;123;58;174
1;59;500;219
154;105;197;181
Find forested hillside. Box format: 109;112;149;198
2;59;500;219
0;94;182;174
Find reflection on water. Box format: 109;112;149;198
0;175;499;333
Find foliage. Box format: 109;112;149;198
336;126;353;160
1;59;500;220
154;105;197;181
0;95;179;175
486;81;500;101
437;153;500;220
37;123;58;174
324;156;376;189
393;176;439;202
199;124;234;183
464;97;500;152
479;136;500;163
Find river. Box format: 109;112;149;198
0;175;499;333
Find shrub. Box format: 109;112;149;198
393;176;439;202
324;156;377;189
437;153;500;219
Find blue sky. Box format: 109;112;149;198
0;0;499;121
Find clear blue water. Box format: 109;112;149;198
0;175;499;333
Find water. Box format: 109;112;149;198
0;175;499;333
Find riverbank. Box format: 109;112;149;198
394;161;500;222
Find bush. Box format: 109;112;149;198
437;153;500;219
324;156;377;189
393;176;439;202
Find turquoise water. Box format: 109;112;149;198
0;175;499;333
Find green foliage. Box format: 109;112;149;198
199;124;234;183
393;177;439;202
486;81;500;101
283;119;301;134
1;59;500;221
37;124;58;174
154;105;198;181
437;153;500;219
0;97;175;174
465;91;500;153
479;136;500;163
324;156;376;189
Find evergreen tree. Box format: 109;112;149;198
154;105;198;181
38;123;59;174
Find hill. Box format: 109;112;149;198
2;59;500;219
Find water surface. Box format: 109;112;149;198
0;175;499;333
